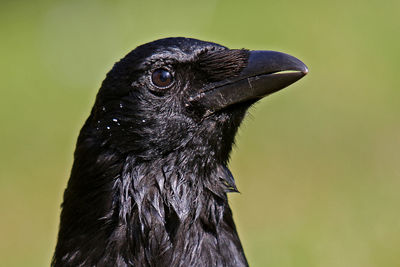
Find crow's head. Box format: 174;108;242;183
86;37;307;164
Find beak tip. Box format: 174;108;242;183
302;66;309;75
294;58;308;76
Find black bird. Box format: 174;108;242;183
52;37;308;266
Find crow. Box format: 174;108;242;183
52;37;308;267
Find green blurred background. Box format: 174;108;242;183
1;0;399;266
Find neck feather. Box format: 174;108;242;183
53;137;247;266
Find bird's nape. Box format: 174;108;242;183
52;37;308;267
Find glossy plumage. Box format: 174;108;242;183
52;37;307;266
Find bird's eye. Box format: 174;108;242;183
151;68;173;88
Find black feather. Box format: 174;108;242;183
53;37;252;267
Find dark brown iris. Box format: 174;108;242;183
151;68;173;88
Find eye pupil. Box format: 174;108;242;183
152;69;173;88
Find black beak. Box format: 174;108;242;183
188;50;308;117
